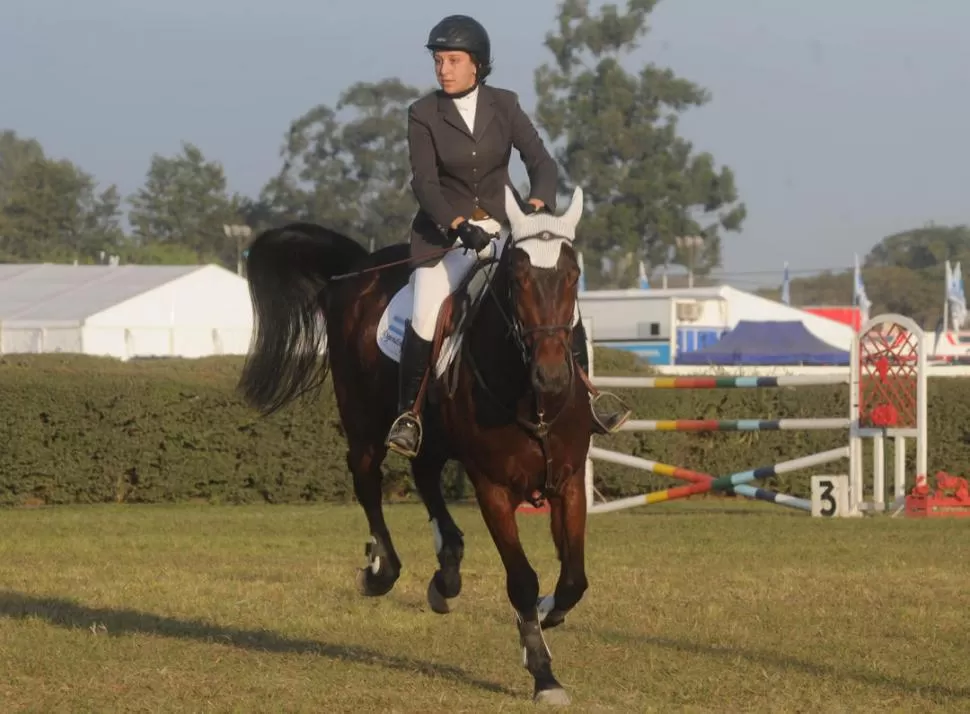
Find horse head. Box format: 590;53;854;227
501;185;584;397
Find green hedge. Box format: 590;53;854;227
1;351;968;506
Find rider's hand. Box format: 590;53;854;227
449;220;491;253
523;200;550;215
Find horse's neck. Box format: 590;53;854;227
469;288;529;395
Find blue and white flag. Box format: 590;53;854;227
638;260;650;289
946;259;967;331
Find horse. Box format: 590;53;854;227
238;186;593;706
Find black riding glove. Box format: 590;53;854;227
449;220;491;253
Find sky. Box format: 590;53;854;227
3;0;969;288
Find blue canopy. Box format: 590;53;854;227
677;320;850;366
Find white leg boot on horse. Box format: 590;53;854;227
386;220;501;458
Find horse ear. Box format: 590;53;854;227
504;185;526;236
560;187;584;238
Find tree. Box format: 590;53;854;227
0;130;45;209
0;133;125;262
128;142;241;265
866;225;970;271
261;78;425;248
534;0;746;287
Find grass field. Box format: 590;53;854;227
1;501;968;713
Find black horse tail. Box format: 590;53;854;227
238;222;369;416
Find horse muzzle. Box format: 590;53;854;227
531;359;571;396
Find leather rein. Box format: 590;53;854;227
462;233;591;502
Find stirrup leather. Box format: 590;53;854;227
386;410;424;458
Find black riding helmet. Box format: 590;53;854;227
425;15;492;82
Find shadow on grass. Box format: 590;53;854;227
0;590;517;697
597;628;970;702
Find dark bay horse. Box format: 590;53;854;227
238;186;592;705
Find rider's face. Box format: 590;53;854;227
434;51;478;94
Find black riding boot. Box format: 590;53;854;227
571;320;632;435
386;322;433;458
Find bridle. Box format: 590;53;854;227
464;231;579;499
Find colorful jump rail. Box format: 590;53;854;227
621;418;850;433
583;313;929;517
588;447;849;515
585;447;815;513
592;375;849;389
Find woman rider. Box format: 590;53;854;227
385;14;630;458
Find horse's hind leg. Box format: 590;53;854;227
348;439;401;597
411;451;465;614
473;476;570;706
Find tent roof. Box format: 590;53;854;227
677;320;851;365
0;264;202;323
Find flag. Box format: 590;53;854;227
946;259;967;330
638;260;650;289
853;254;871;324
577;251;587;292
781;262;790;305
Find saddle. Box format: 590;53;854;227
376;254;500;392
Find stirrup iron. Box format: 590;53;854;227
386;410;424;458
590;390;632;435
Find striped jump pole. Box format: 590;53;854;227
619;418;850;433
593;375;850;390
589;446;850;515
587;446;813;512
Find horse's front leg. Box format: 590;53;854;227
411;450;465;614
473;475;570;706
538;465;589;630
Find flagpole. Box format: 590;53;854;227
944;260;951;334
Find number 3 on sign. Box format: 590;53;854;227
811;475;848;517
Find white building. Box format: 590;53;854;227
578;285;856;365
0;263;253;360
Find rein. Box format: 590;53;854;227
328;245;459;281
462;234;579;501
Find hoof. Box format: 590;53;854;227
355;567;397;597
426;575;451;614
534;687;571;706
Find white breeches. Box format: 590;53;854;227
410;218;580;342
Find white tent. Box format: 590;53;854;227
0;263;254;360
